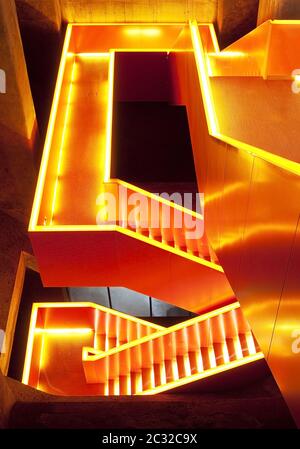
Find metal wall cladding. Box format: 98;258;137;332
172;49;300;426
268;216;300;426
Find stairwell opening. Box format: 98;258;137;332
111;51;199;210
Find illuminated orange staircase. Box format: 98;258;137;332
24;21;300;425
28;24;235;314
82;302;263;395
23;302;264;396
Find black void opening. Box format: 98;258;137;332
8;269;67;382
111;52;198;200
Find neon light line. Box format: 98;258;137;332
104;52;115;182
189;21;300;176
50;58;76;225
29;24;72;231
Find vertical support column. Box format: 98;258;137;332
217;0;259;48
258;0;300;25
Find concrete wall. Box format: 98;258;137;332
258;0;300;24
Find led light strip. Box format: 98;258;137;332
29;24;72;231
104;51;115;183
138;352;264;395
22;301;165;385
189;20;300;176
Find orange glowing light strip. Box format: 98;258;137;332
190;22;218;135
29;24;72;231
50;57;76;225
22;301;164;386
22;304;39;385
139;352;264;395
111;178;203;220
116;225;223;271
70;22;187;26
67;52;110;58
104;51;115;183
34;328;93;335
110;49;193;52
208;51;245;58
29;221;221;270
125;28;162;37
81;301;264;395
23;301;264;395
190;20;300;176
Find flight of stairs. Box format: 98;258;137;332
103;179;219;265
82;302;263;395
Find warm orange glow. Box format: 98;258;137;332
139;353;264;395
23;301;263;396
125;28;162;37
67;52;110;58
190;22;218;135
50;57;76;225
190;21;300;176
29;24;72;231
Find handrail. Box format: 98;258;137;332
83;302;240;362
109;178;203;220
189;20;300;177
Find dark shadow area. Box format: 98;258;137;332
8;268;67;382
16;2;64;165
8;371;296;429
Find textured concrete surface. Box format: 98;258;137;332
60;0;217;23
217;0;259;48
0;0;36;140
258;0;300;24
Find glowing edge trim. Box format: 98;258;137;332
30;223;223;271
189;20;300;176
104;51;115;182
110;178;203;220
50;57;76;225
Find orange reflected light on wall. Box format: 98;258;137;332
104;51;115;183
50;57;76;225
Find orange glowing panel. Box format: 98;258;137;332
206;20;300;79
23;302;264;396
28;23;234;313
